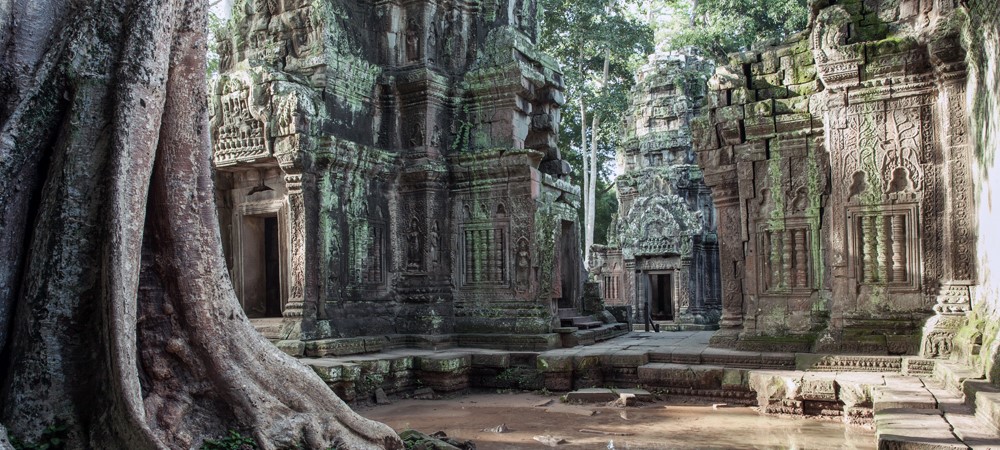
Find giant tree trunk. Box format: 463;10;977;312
0;0;402;448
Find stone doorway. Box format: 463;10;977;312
648;272;674;321
557;220;580;310
238;213;284;319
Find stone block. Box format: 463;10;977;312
774;97;809;115
835;372;885;408
417;353;471;372
565;388;653;403
701;347;762;368
715;104;745;122
722;368;750;390
543;372;573;391
637;363;724;389
670;348;702;365
710;65;745;90
731;87;756;105
875;409;966;450
743;116;775;140
774;113;813;136
471;352;510;369
757;86;789;100
787;81;821;97
746;99;774;118
799;373;838;402
276;339;305;356
606;350;649;368
718;121;744;146
691;116;719;151
537;353;575;372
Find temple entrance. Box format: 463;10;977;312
558;221;580;309
649;272;674;321
263;216;281;317
240;214;284;318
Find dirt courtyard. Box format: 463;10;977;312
358;392;876;449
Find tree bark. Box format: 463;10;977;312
0;0;403;448
584;49;610;262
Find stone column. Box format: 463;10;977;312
709;181;744;346
279;171;309;339
923;39;975;358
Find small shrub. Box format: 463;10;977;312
201;430;257;450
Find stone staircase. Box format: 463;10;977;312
557;308;603;329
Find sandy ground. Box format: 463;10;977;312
358;392;877;449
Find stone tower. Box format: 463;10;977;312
591;53;721;329
210;0;591;351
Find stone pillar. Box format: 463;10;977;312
709;183;744;346
280;171;309;339
923;35;975;358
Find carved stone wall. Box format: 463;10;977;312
210;0;578;342
591;54;721;328
694;0;975;354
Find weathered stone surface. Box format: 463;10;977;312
211;0;585;346
695;0;977;356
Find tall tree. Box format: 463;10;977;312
539;0;653;261
649;0;809;62
0;0;402;448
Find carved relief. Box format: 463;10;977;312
212;75;269;165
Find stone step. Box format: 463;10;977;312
571;317;603;329
873;378;937;413
637;363;726;389
963;379;1000;433
875;408;966;449
557;308;579;319
564;387;654;403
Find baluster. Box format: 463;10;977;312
862;216;874;282
891;214;906;282
875;215;887;282
794;229;807;288
782;229;793;289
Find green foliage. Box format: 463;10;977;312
201;430;258;450
207;11;227;80
650;0;809;63
9;423;69;450
539;0;652;244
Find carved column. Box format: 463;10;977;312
280;171;310;338
922;34;974;358
709;183;744;346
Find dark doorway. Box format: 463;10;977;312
558;221;579;309
263;216;282;317
650;273;673;321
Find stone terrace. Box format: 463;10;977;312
302;331;1000;449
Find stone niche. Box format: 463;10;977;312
211;0;582;347
591;53;721;329
693;0;975;355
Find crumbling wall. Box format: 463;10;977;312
694;0;977;354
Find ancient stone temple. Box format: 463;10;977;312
210;0;591;350
693;0;975;354
590;53;720;329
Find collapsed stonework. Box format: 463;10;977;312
693;0;975;354
591;53;721;329
210;0;594;350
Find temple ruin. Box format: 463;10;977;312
693;0;975;355
591;53;721;330
209;0;620;351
